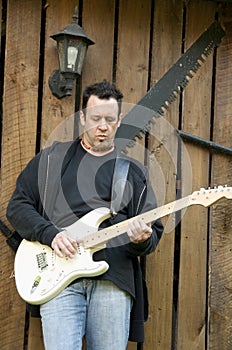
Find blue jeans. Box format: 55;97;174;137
40;279;132;350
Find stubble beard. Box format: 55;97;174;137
92;139;114;152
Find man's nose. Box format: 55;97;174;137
98;118;108;129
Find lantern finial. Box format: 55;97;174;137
72;6;78;23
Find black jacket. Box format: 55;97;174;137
7;139;163;342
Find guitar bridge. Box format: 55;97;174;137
36;252;48;271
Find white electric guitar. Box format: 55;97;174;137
14;186;232;305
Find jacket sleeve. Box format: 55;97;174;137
125;164;164;257
6;152;59;247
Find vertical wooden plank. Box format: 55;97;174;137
116;2;151;348
0;0;2;51
0;0;3;123
209;3;232;350
40;0;78;149
28;318;45;350
0;1;42;349
116;0;151;165
81;0;115;87
76;0;115;142
28;3;79;349
116;0;151;104
177;1;217;349
145;1;183;349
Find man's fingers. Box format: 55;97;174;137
127;219;152;243
51;231;78;258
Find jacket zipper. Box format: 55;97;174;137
42;154;50;217
136;185;146;215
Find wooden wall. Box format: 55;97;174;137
0;0;231;349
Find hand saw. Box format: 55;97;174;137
115;21;225;153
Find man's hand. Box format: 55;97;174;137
127;219;152;244
51;231;79;258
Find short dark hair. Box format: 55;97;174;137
82;80;123;116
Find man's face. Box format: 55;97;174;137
80;95;122;153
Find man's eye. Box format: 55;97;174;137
106;117;116;123
92;117;100;122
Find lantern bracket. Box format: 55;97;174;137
48;69;77;99
48;6;94;99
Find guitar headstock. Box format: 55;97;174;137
190;186;232;207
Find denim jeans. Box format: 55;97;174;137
40;279;132;350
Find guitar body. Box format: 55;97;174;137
14;207;112;305
14;186;232;305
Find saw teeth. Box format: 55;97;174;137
180;77;189;88
115;21;225;154
127;139;137;148
203;45;214;57
192;62;201;73
199;56;206;63
136;132;143;139
150;118;156;124
162;103;169;110
167;93;177;103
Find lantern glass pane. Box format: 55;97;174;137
58;39;65;71
67;38;80;72
76;42;87;75
67;46;78;71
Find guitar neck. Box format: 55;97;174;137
83;195;192;248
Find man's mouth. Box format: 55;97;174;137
97;135;107;141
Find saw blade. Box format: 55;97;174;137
115;21;225;153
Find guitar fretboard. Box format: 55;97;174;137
83;196;192;248
83;186;232;248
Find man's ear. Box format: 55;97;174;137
79;111;86;127
117;113;123;127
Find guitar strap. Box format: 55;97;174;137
110;155;130;217
0;218;22;252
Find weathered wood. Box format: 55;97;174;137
40;0;77;149
116;0;151;104
116;2;152;347
0;0;2;52
176;1;216;349
27;1;78;348
116;0;152;166
0;1;42;349
144;1;183;349
80;0;116;141
28;318;45;350
209;4;232;349
1;1;232;349
81;0;115;87
116;2;151;348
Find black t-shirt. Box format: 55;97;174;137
52;143;135;298
53;143;117;228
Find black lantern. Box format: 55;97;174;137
48;7;94;99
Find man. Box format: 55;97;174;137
7;80;163;350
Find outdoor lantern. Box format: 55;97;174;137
48;7;95;99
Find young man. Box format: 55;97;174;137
7;80;163;350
